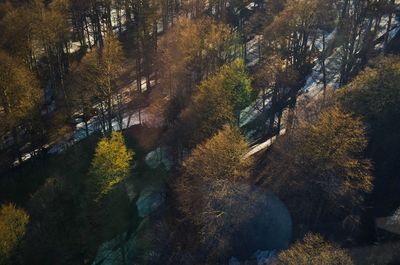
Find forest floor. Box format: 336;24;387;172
0;124;169;263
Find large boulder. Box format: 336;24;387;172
232;192;292;259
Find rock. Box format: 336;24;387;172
232;191;292;259
144;148;162;168
124;180;137;202
229;256;241;265
145;147;173;170
254;250;276;265
91;232;135;265
136;187;165;217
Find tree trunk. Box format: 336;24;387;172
136;56;142;93
12;128;22;164
84;120;89;137
107;96;113;135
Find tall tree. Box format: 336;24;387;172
68;0;91;48
177;59;253;149
78;33;124;134
262;105;373;227
253;56;299;135
176;125;256;259
0;52;42;162
66;62;97;137
260;0;337;128
156;16;239;123
132;0;160;93
336;0;394;85
340;56;400;212
90;131;133;200
0;6;37;69
33;0;70;103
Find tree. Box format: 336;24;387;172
260;0;337;127
156;17;239;122
263;105;373;226
176;125;255;259
131;0;160;93
336;0;395;85
253;56;299;135
177;59;253;149
90;132;133;200
0;51;42;162
263;0;336;73
0;6;37;68
0;1;70;111
181;0;208;18
0;203;29;265
78;33;125;134
23;177;85;265
340;56;400;215
276;233;354;265
66;62;97;137
181;125;250;181
68;0;91;48
0;52;42;134
32;0;70;103
217;59;254;119
340;56;400;128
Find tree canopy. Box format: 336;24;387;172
176;125;255;258
340;56;400;212
0;52;42;134
178;59;253;148
263;105;372;225
276;233;354;265
90;132;133;200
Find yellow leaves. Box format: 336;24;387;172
0;51;42;133
180;59;253;147
264;103;373;219
300;106;373;196
31;1;70;50
0;203;29;263
158;16;235;94
275;0;326;30
159;16;202;75
341;56;400;123
176;125;255;252
183;125;250;182
79;33;124;98
307;106;367;156
102;33;124;76
277;233;354;265
90;132;133;200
